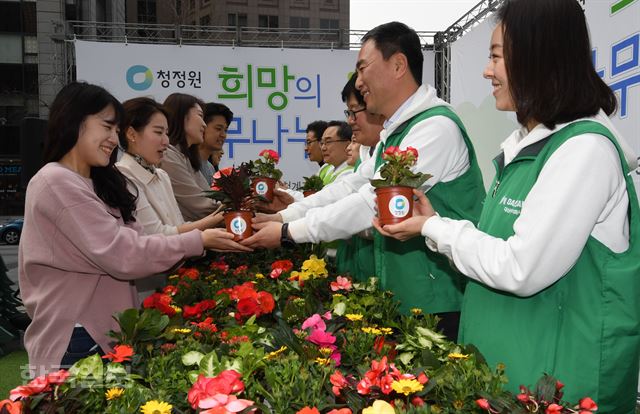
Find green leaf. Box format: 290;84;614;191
182;351;205;367
333;302;346;316
69;354;104;379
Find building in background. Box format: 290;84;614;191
0;0;348;214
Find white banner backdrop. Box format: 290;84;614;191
75;41;435;189
450;0;640;195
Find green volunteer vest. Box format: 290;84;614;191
324;164;354;185
373;106;485;314
459;121;640;413
336;160;376;282
318;163;334;185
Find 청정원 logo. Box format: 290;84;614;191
230;217;247;235
388;195;410;218
126;65;153;91
255;181;268;195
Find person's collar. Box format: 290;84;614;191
120;152;156;184
383;88;419;130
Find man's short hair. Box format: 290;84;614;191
203;102;233;125
306;120;329;140
341;73;365;106
326;120;352;141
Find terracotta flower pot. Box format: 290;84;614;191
375;186;414;226
223;210;253;240
251;177;277;202
303;190;316;197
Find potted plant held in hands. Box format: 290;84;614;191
370;146;432;226
301;175;324;197
204;164;256;240
250;149;283;202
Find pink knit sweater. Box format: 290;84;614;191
18;163;203;375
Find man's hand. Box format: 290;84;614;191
201;228;253;252
252;212;283;224
372;189;436;241
255;189;295;213
240;222;283;249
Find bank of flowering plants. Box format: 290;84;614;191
1;249;599;413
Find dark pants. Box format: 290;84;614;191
434;311;461;343
59;327;104;368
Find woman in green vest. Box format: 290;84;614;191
374;0;640;411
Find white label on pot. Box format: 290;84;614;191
388;195;410;218
255;181;269;195
230;217;247;235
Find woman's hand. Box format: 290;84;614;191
201;228;253;252
373;189;436;241
203;211;224;228
255;189;294;213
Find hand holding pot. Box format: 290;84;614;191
201;228;253;252
373;189;436;241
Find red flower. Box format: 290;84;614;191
236;298;259;317
233;265;248;275
330;370;348;396
259;149;280;163
191;317;218;333
417;372;429;384
210;260;230;273
0;400;22;414
256;291;275;314
579;397;597;411
163;285;178;296
46;370;70;385
296;408;320;414
179;268;200;280
187;371;245;409
271;259;293;272
142;293;176;316
546;404;564;414
327;409;352;414
269;268;284;279
476;399;491;411
232;282;258;301
411;396;425;407
10;376;50;401
101;344;134;363
555;380;564;391
330;276;352;292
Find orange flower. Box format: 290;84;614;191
102;344;134;363
296;407;320;414
327;409;352;414
0;400;22;414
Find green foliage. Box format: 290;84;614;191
302;175;324;191
203;163;255;211
370;161;432;189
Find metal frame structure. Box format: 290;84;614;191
433;0;503;101
59;22;437;86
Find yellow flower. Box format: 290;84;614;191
301;255;328;278
332;293;344;298
255;273;265;279
264;346;288;360
168;275;179;280
379;327;393;335
453;400;465;410
361;326;383;335
172;328;191;334
345;313;363;321
362;400;396;414
319;347;333;356
447;352;470;360
140;400;173;414
315;357;331;366
293;297;306;304
170;305;182;314
105;387;124;400
410;308;423;315
391;379;424;396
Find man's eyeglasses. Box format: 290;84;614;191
304;139;318;147
344;107;367;120
320;139;350;147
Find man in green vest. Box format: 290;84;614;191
319;121;354;185
243;22;485;341
376;0;640;410
305;121;333;185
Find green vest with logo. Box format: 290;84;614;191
336;160;376;282
373;106;485;313
318;163;334;186
459;121;640;412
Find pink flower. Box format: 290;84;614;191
330;276;352;292
46;370;70;385
476;399;491;411
199;394;255;413
579;397;597;411
327;409;352;414
301;314;327;331
306;329;336;347
330;370;348;396
10;375;51;401
546;404;564;414
269;268;284;279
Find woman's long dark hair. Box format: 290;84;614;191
44;82;137;223
163;93;204;171
498;0;617;129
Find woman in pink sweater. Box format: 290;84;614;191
18;82;250;376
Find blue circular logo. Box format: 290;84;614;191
126;65;153;91
230;217;247;235
388;195;410;218
255;181;268;195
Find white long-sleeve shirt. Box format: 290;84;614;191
288;84;470;243
421;111;637;297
